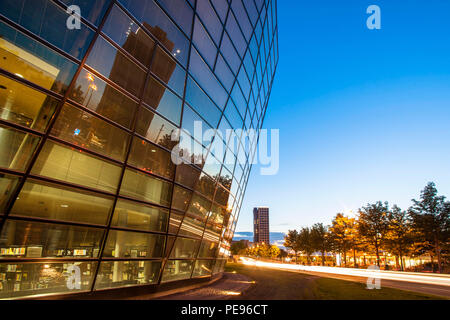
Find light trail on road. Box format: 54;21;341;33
239;257;450;287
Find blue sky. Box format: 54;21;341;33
236;0;450;232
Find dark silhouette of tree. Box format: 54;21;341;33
358;201;390;267
311;223;330;266
385;205;413;271
408;182;450;273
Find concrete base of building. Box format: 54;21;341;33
24;273;224;300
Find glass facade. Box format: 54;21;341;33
0;0;278;298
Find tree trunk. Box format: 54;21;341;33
353;248;357;268
395;256;399;270
400;254;404;271
430;255;435;272
375;242;380;267
435;236;442;273
343;251;347;267
321;250;325;266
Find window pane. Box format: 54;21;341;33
175;163;200;189
161;260;193;282
151;46;185;96
103;230;165;258
171;185;191;212
0;0;95;59
197;0;222;45
69;69;138;129
60;0;111;26
185;77;221;128
111;199;169;233
168;211;183;234
192;18;216;68
135;106;178;150
169;237;199;258
11;180;114;225
0;220;104;259
31;141;122;193
192;259;213;277
195;173;216;201
86;36;146;97
95;260;161;289
0;22;78;94
0;261;97;299
197;240;218;258
178;213;206;238
0;173;19;215
120;168;172;206
0;75;59;131
51;103;130;162
155;0;193;35
0;125;40;172
143;76;182;126
102;5;155;67
118;0;189;66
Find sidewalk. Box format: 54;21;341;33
156;272;254;300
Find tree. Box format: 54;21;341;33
408;182;450;273
329;213;353;266
231;240;248;255
385;205;413;271
346;217;361;268
358;201;390;267
297;227;315;264
284;230;301;263
311;223;330;266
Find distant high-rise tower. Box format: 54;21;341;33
253;207;270;244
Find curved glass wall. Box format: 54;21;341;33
0;0;278;298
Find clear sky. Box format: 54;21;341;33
236;0;450;233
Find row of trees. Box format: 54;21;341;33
283;182;450;272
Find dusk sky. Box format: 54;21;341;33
236;0;450;233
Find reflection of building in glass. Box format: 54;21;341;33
0;0;278;299
253;207;270;244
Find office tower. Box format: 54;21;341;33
253;207;269;244
0;0;278;298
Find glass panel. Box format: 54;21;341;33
151;46;185;96
0;75;59;131
102;230;165;258
168;211;183;234
189;49;227;110
171;185;191;212
220;32;240;74
0;125;40;172
86;36;146;97
215;54;234;92
0;173;19;215
119;168;172;207
187;194;211;219
211;0;228;23
135;106;178;150
198;240;218;258
95;260;161;289
156;0;193;35
197;0;222;45
102;5;156;67
11;180;114;225
185;77;221;128
69;69;138;129
0;22;78;94
161;260;193;282
51;103;130;162
142;76;182;125
111;199;169;233
192;17;216;68
192;259;213;277
169;237;199;258
60;0;111;26
195;173;216;201
0;220;104;258
175;163;200;189
231;0;252;41
31;141;122;193
178;214;206;238
0;0;95;59
0;261;97;299
118;0;189;66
